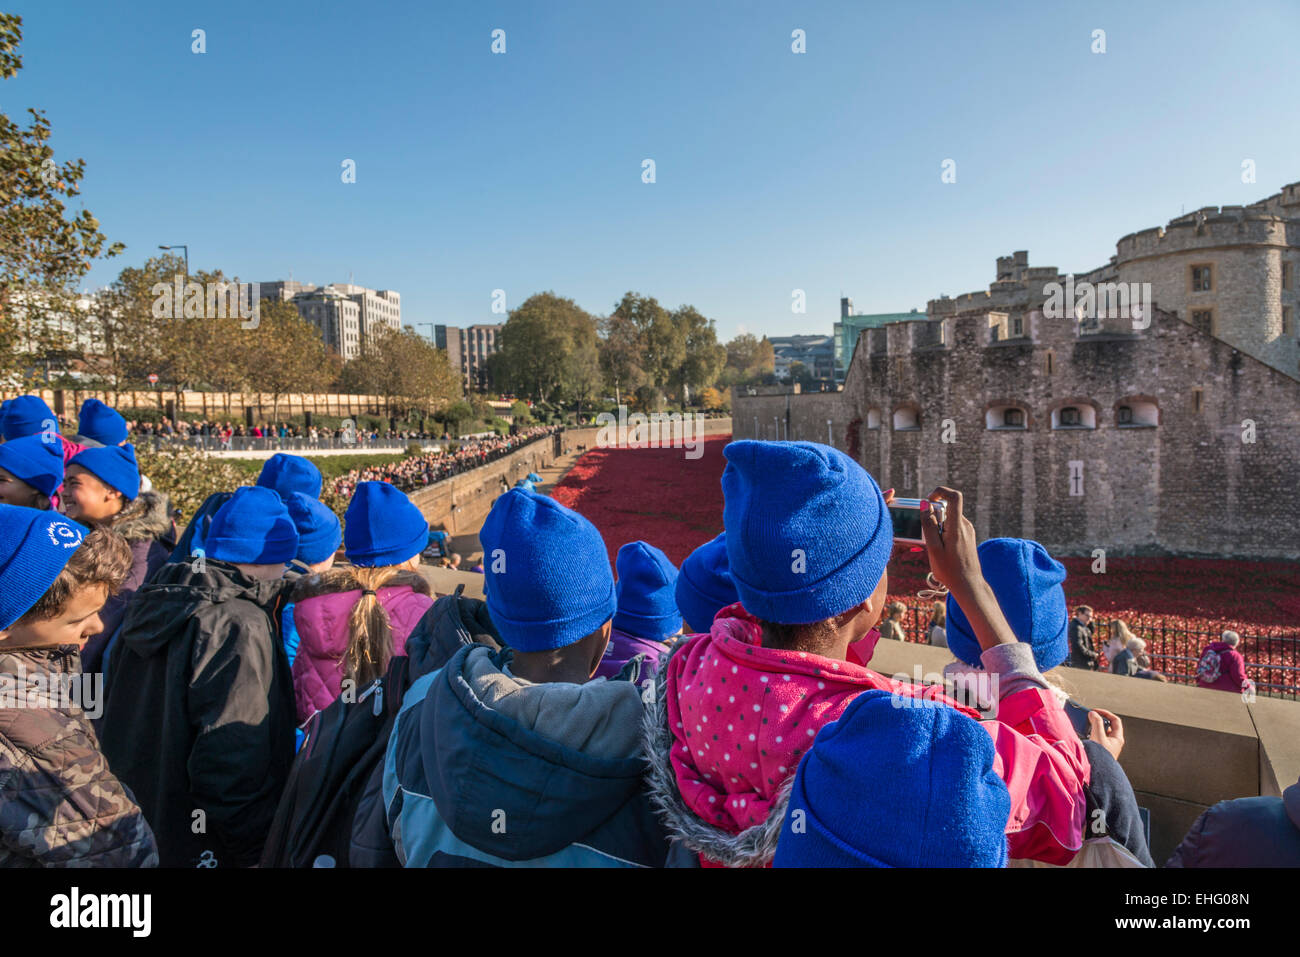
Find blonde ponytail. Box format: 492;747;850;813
345;565;403;687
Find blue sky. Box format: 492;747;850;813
8;0;1300;341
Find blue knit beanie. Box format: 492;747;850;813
721;440;892;625
256;453;323;501
286;491;342;565
945;538;1069;672
77;398;128;447
773;689;1011;868
613;541;682;641
479;487;616;652
0;434;65;498
204;486;299;565
2;395;57;442
674;533;737;633
344;481;428;567
0;505;89;630
68;443;141;500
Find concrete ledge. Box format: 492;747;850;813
863;636;1299;864
1247;695;1300;796
419;566;486;599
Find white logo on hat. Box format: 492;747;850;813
48;522;84;549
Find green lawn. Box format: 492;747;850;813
227;452;408;481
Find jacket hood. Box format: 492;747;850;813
404;589;501;681
120;559;289;658
643;635;793;867
110;489;175;545
421;643;649;861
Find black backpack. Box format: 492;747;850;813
259;653;411;868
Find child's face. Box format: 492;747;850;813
0;467;43;508
0;583;110;649
61;465;123;524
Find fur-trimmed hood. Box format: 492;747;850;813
110;489;175;545
643;634;794;868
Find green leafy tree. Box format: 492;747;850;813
611;292;684;407
723;332;775;386
598;311;644;406
494;292;597;404
669;304;726;405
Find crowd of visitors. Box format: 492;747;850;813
0;391;1292;870
326;426;557;498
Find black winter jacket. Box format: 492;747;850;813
100;559;295;867
1167;777;1300;867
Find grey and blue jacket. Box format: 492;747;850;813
355;640;670;868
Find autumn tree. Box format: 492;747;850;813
0;14;124;383
722;332;776;386
240;298;335;421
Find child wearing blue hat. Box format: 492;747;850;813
289;481;433;724
100;486;300;867
256;453;323;501
593;540;682;686
0;434;64;509
0;507;159;866
939;535;1151;867
277;492;343;677
774;689;1012;867
674;532;738;634
645;444;1091;867
352;486;671;868
63;443;178;676
74;398;129;448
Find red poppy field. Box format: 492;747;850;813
552;438;1299;695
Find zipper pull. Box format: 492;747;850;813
373;680;383;716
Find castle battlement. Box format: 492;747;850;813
1116;213;1289;259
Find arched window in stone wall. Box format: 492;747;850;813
892;406;920;431
1115;397;1159;427
985;404;1029;430
866;408;881;429
1051;404;1097;430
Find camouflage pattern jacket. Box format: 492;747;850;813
0;646;158;867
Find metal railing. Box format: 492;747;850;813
895;603;1299;700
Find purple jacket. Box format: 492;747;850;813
593;627;670;687
291;577;433;723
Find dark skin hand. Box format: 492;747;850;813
919;486;1019;654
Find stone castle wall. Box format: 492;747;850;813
734;307;1300;559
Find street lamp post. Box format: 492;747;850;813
158;244;188;278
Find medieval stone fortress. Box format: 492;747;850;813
734;181;1300;559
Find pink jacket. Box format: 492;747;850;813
653;606;1089;866
290;584;434;723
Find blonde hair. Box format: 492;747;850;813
931;601;945;625
1109;619;1136;646
295;564;429;689
345;565;405;688
1127;636;1146;654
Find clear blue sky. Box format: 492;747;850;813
8;0;1299;341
